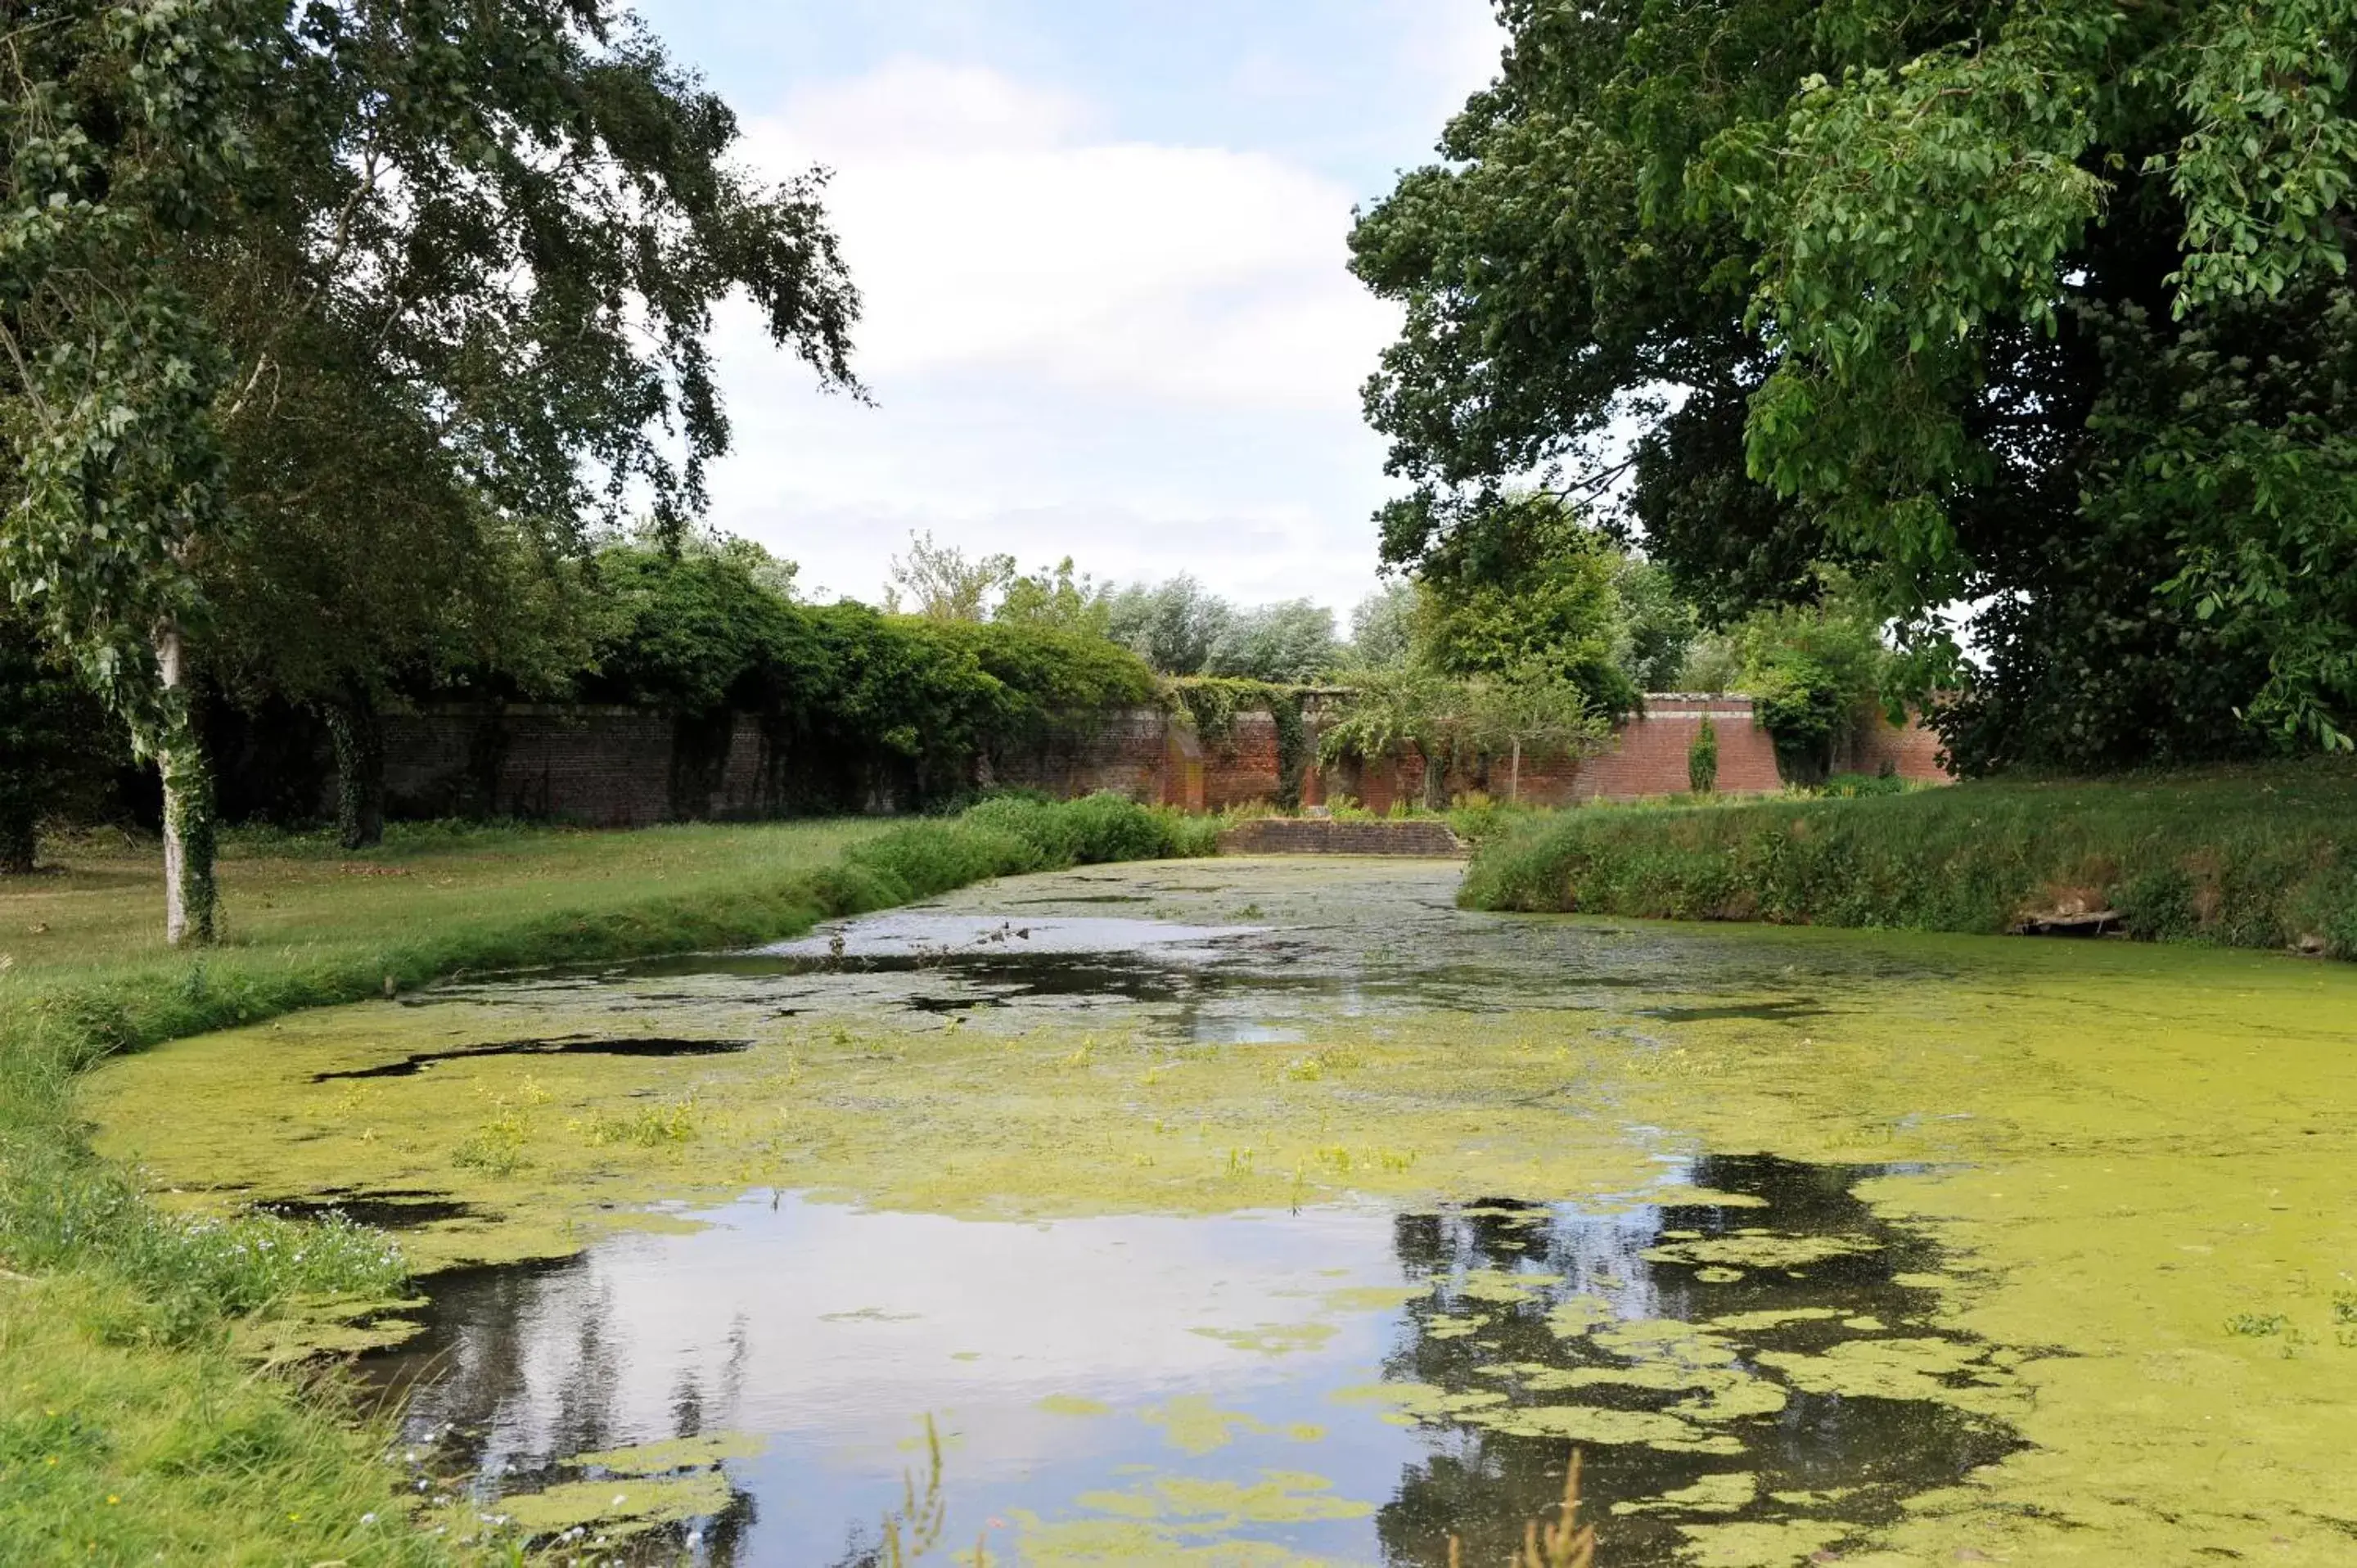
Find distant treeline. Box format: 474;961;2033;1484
6;520;1923;849
7;537;1168;843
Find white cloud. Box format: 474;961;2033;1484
695;34;1528;611
1408;0;1509;108
781;58;1087;155
738;60;1397;412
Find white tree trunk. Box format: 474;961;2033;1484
1510;737;1522;804
155;626;217;947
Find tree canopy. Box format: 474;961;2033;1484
584;538;1159;807
2;0;862;931
1353;0;2357;766
1407;496;1643;715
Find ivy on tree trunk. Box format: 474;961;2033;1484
327;688;385;851
153;627;218;946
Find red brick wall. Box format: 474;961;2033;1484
985;710;1193;807
1560;696;1782;803
1837;709;1949;781
372;696;1952;828
379;706;791;827
1305;696;1949;811
1202;713;1285;811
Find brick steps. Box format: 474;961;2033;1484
1217;818;1466;858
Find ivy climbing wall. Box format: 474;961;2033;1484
363;696;1950;828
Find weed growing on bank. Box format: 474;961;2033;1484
0;795;1211;1565
1461;762;2357;957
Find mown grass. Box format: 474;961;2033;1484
0;796;1215;1566
1461;760;2357;957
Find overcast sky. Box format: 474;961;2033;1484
631;0;1507;613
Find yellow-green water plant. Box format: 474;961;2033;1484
56;855;2357;1565
0;800;1217;1564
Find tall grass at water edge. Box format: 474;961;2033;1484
1459;763;2357;957
0;795;1213;1564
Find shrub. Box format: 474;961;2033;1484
1818;772;1904;798
1688;717;1719;795
584;543;1161;811
849;793;1215;903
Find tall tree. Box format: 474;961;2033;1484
1466;661;1610;804
2;1;862;939
995;556;1110;636
1410;496;1641;716
1205;600;1342;684
1105;575;1234;675
1318;667;1471;810
886;532;1014;621
2;0;251;940
1353;0;2357;765
1348;581;1420;670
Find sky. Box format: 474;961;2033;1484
630;0;1508;615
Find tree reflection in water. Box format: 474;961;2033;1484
1377;1156;2020;1566
367;1156;2019;1566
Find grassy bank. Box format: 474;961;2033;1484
0;795;1214;1565
1461;762;2357;958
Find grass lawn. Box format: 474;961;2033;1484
1462;759;2357;957
2;819;895;1567
0;800;1210;1566
1;818;890;987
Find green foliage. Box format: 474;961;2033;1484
1172;679;1315;812
886;531;1015;620
1353;0;2357;768
1349;582;1419;670
1612;558;1701;693
1820;772;1907;799
2094;291;2357;751
1461;764;2357;959
580;542;1156;807
957;792;1219;868
1316;668;1463;771
1171;678;1246;750
1205;601;1342;684
0;0;244;737
1464;661;1613;795
1270;696;1313;813
3;0;863;939
1688;717;1720;796
1;1161;408;1345
1683;593;1901;782
1318;661;1610;809
0;610;120;872
1106;576;1233;675
931;619;1160;721
591;539;795;712
1409;497;1642;716
998;557;1113;638
1444;794;1542;849
1106;579;1345;684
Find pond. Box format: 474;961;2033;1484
89;859;2357;1566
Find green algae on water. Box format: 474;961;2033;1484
493;1431;761;1543
79;857;2357;1565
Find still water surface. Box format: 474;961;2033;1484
374;1159;2014;1565
365;870;2020;1564
88;858;2357;1565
